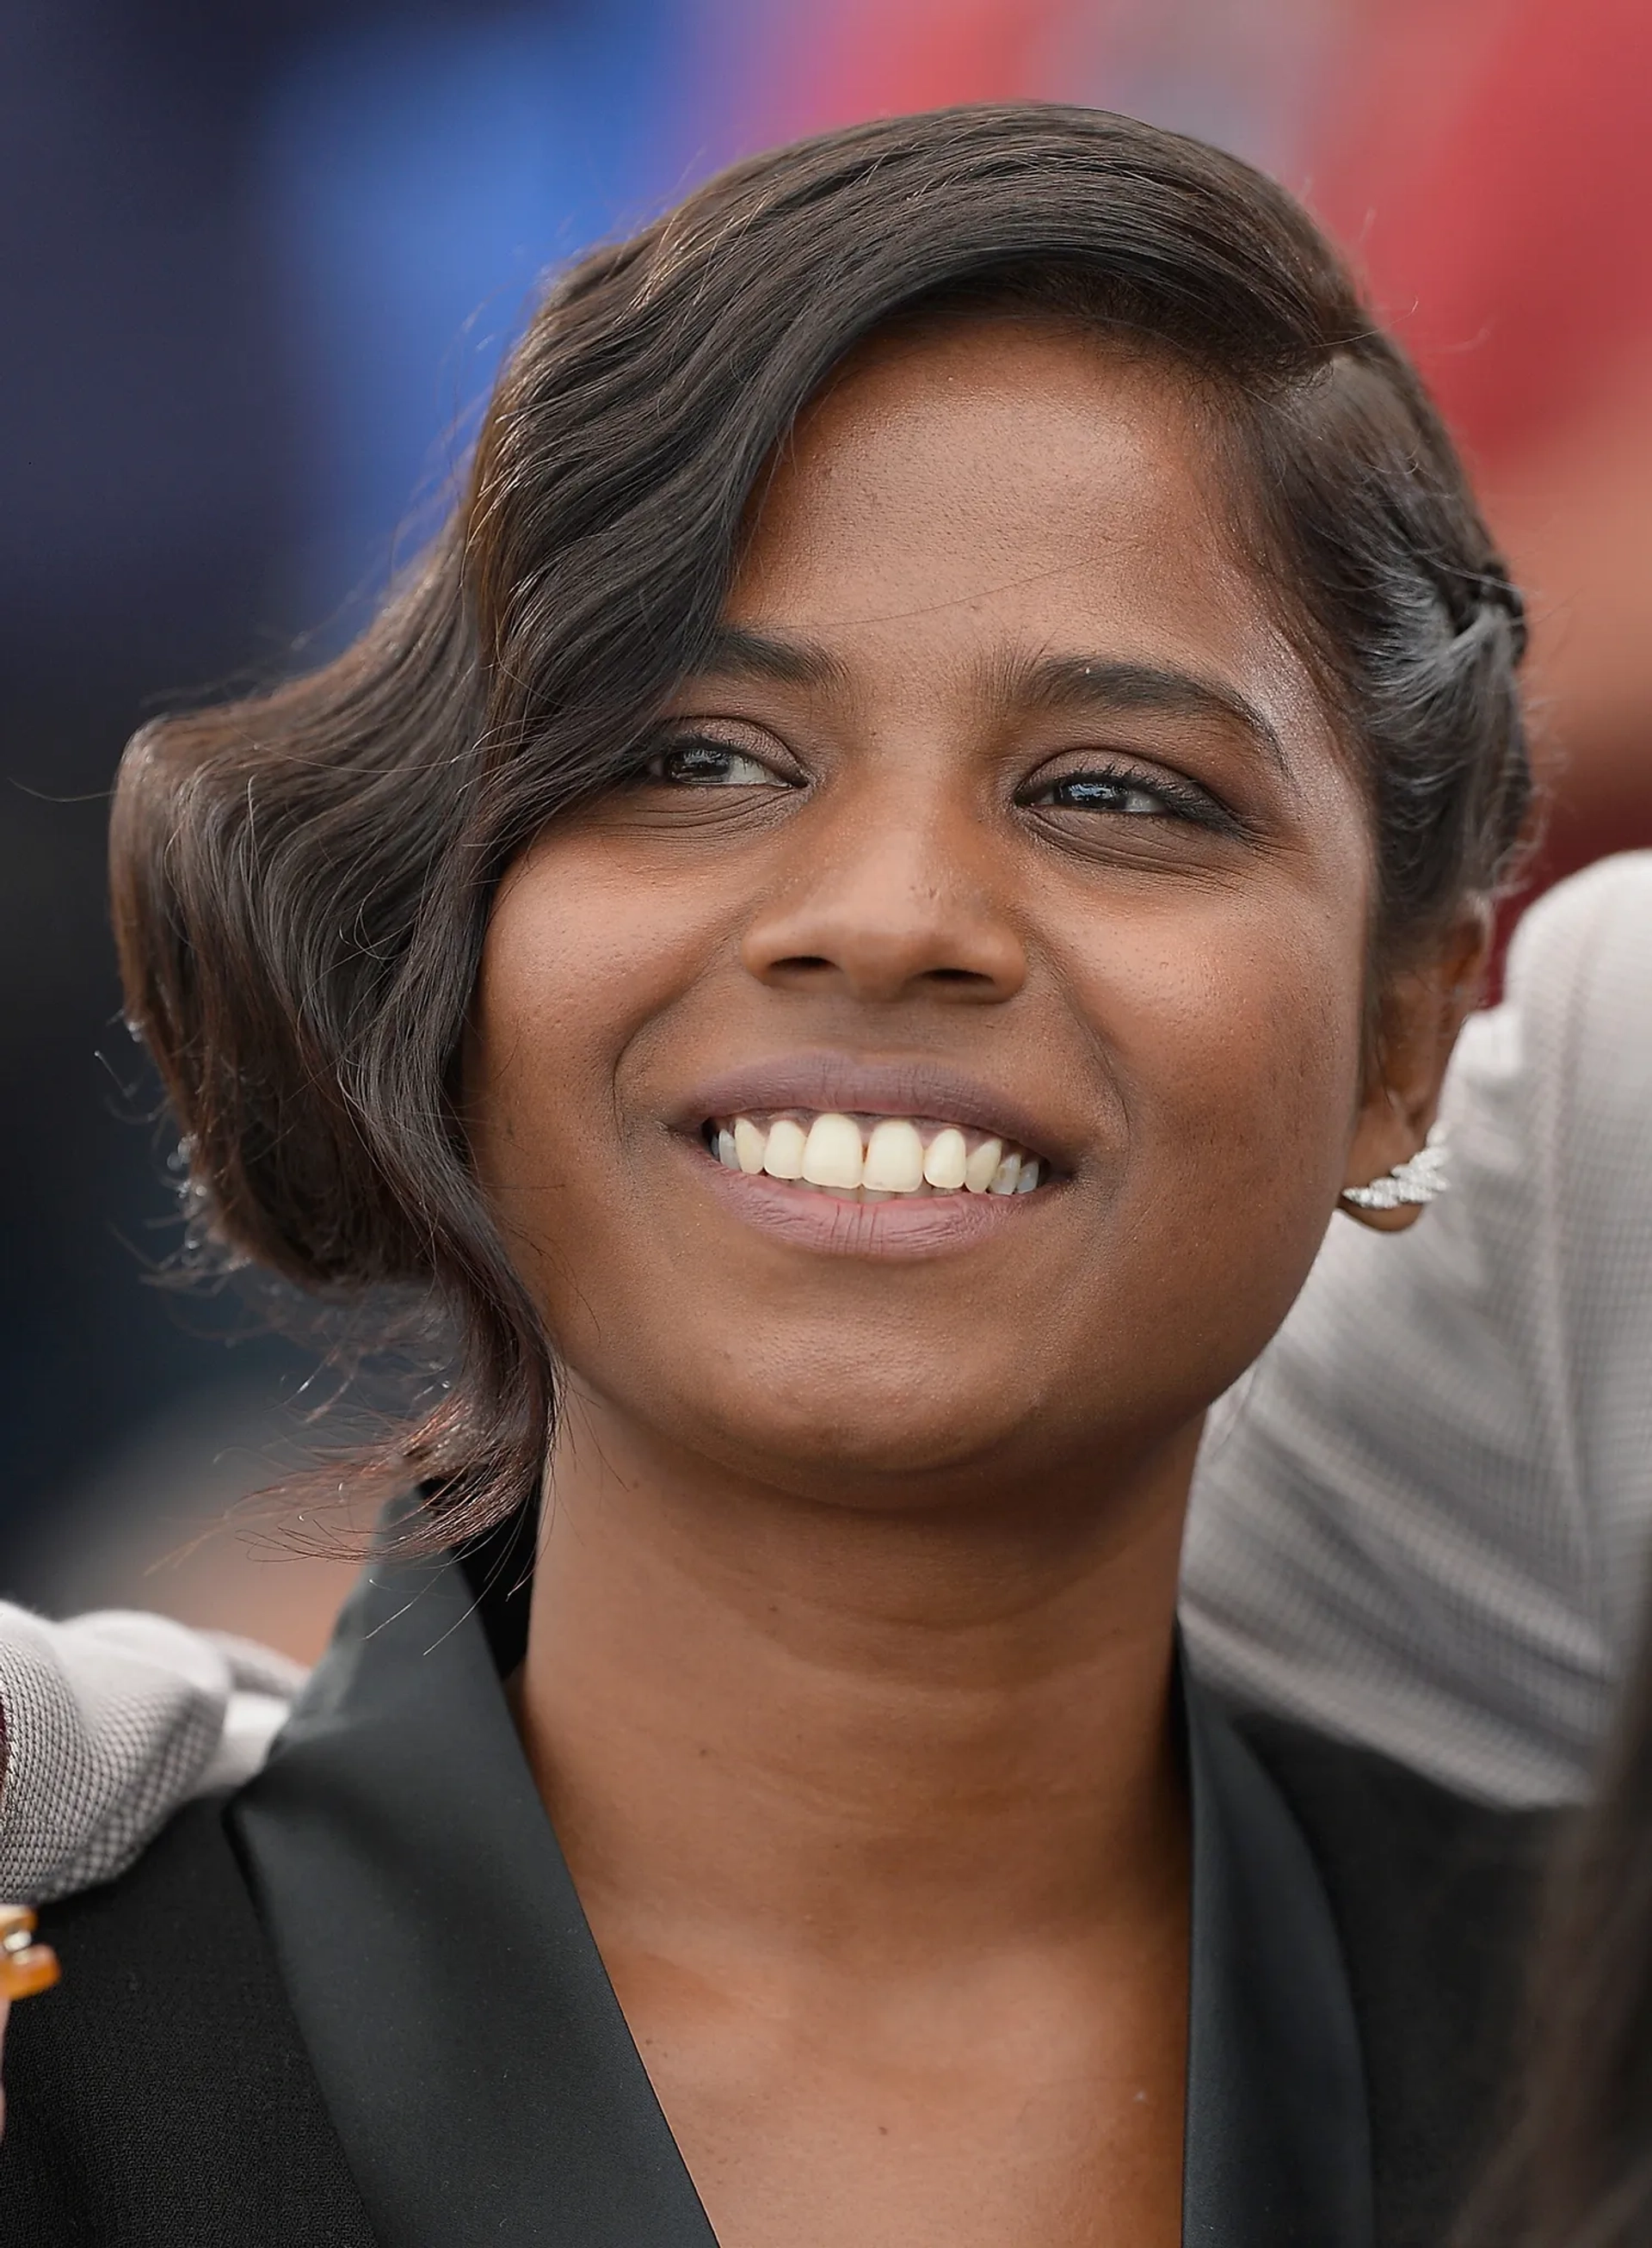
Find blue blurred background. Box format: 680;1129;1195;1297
5;0;1650;1650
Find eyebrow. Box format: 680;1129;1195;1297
992;651;1288;773
696;624;851;693
693;627;1286;773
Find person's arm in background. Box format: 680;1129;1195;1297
1182;851;1652;1807
0;1604;299;2132
0;1604;302;1903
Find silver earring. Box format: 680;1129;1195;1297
1341;1123;1450;1211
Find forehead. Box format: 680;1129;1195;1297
730;315;1331;750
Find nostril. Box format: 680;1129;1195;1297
771;955;835;974
927;967;993;986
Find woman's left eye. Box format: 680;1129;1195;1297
1024;768;1190;819
644;738;784;787
1044;774;1166;816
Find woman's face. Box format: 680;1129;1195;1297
469;317;1402;1506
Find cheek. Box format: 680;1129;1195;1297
1065;867;1370;1277
1013;896;1365;1437
1152;769;1375;1182
467;841;704;1196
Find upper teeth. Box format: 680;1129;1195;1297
711;1112;1041;1198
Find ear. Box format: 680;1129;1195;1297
1341;902;1493;1234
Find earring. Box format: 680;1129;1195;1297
1341;1122;1450;1211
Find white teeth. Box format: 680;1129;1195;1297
802;1112;864;1189
964;1136;1002;1193
762;1117;807;1180
922;1125;968;1191
715;1112;1046;1201
863;1118;925;1193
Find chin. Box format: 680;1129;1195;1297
685;1368;1030;1502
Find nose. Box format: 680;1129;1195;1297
740;789;1027;1007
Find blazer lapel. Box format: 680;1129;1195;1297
1180;1666;1375;2248
234;1552;719;2248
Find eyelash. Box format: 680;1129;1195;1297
642;733;1239;835
1017;763;1237;833
641;737;786;789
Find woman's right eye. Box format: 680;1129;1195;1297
644;737;786;787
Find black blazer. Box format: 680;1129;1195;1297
0;1542;1548;2248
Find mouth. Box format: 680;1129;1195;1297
673;1057;1069;1258
700;1110;1045;1200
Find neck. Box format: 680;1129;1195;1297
517;1391;1195;1979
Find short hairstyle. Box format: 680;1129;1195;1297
110;104;1531;1538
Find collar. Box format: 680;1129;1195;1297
231;1528;1371;2247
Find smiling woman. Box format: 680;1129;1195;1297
2;107;1537;2248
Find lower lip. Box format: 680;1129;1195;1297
689;1145;1046;1259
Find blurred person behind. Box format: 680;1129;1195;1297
1184;852;1652;1804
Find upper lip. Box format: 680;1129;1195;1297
673;1053;1075;1168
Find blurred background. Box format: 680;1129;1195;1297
4;0;1650;1656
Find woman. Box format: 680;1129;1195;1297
0;105;1541;2247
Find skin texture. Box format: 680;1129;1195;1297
466;317;1478;2248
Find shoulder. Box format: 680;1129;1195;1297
0;1795;373;2246
0;1599;304;1904
1501;847;1652;1038
1238;1713;1550;2248
1449;847;1652;1207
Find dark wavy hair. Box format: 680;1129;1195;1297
109;103;1532;1542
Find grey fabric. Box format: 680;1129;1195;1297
1185;852;1652;1806
0;1603;303;1900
